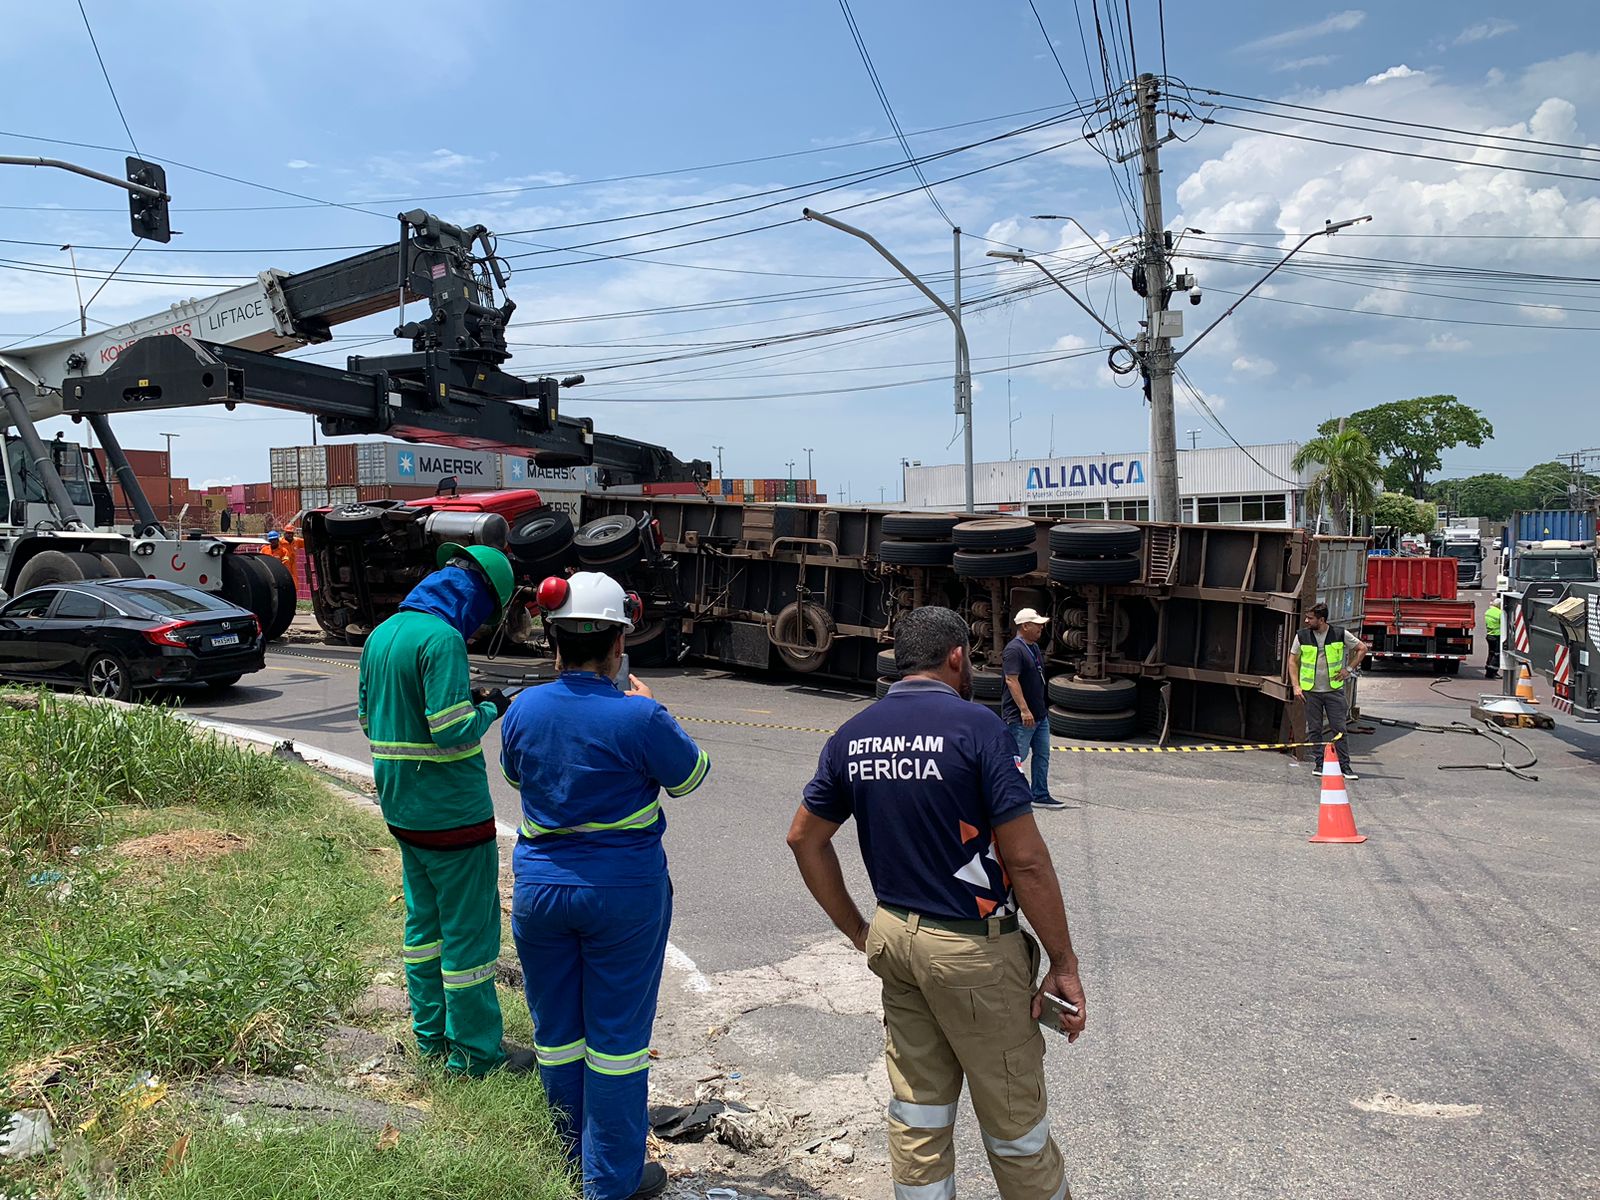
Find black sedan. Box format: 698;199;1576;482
0;578;265;700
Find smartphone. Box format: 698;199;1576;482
613;651;631;690
1038;992;1079;1033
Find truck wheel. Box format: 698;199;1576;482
952;518;1035;552
953;548;1038;578
876;647;899;677
875;676;894;698
878;538;955;566
509;511;574;560
1047;706;1138;740
1048;522;1142;556
98;553;145;580
85;652;133;702
574;515;640;559
1048;554;1140;584
252;555;298;640
772;601;833;672
880;513;961;540
235;555;286;639
969;668;1005;701
1439;660;1461;676
13;549;100;592
323;504;385;537
1047;676;1137;712
220;555;275;632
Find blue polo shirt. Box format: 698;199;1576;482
501;672;710;886
803;677;1034;922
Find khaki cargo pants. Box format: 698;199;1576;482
865;906;1069;1200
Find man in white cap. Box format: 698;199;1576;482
1002;608;1064;810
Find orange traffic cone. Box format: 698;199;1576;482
1515;663;1538;705
1309;741;1366;844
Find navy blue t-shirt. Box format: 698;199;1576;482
1001;635;1047;724
803;677;1034;921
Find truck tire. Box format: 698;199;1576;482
574;515;640;558
1439;660;1461;676
875;676;894;699
1047;706;1138;740
1047;676;1137;712
876;647;899;677
881;513;961;540
953;548;1038;578
12;549;104;593
220;554;276;633
98;552;145;580
772;601;833;673
1048;521;1142;556
509;510;574;560
878;538;955;566
969;668;1004;701
322;504;386;537
252;554;298;640
1048;554;1140;584
952;518;1035;551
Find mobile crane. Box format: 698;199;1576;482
0;210;709;637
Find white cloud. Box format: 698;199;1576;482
1231;355;1277;377
1452;19;1517;46
1364;65;1423;86
1518;304;1566;322
1274;55;1337;73
284;159;314;170
1239;10;1365;54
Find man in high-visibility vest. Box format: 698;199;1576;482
1484;599;1502;679
1290;602;1367;779
357;542;531;1077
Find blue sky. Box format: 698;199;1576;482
3;2;1595;498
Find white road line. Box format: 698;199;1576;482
665;941;713;993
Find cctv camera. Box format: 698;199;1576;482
1188;285;1202;306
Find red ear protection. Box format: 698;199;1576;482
625;591;643;624
537;576;570;612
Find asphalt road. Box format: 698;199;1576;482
173;608;1600;1199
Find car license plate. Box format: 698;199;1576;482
210;633;240;648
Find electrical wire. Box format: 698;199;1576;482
1173;366;1306;487
76;0;140;158
837;0;953;226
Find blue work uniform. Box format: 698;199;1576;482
1001;634;1051;804
500;672;709;1200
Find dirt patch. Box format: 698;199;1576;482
117;829;249;863
1352;1092;1484;1119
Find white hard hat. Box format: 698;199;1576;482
535;571;638;633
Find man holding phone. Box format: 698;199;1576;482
787;605;1086;1200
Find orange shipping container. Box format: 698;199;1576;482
326;444;358;487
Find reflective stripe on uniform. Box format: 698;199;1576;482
888;1097;958;1129
518;798;661;839
402;939;442;964
534;1037;586;1067
893;1178;955;1200
501;761;520;788
666;749;711;797
981;1115;1052;1158
441;960;498;990
427;700;476;733
585;1047;652;1076
371;740;484;764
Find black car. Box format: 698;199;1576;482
0;578;265;700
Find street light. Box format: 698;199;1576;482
804;207;974;513
160;431;180;523
1029;216;1135;284
712;444;724;477
786;459;796;482
802;446;814;483
986;249;1141;357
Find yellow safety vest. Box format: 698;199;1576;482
1485;606;1502;637
1297;627;1345;691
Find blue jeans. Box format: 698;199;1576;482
1009;719;1052;802
511;875;672;1200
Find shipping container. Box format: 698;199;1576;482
1511;509;1593;545
326;444;358;487
301;487;330;510
356;484;439;503
297;445;329;486
273;488;301;518
1366;555;1458;601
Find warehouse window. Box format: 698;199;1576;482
1194;494;1290;524
1027;501;1105;518
1106;499;1149;520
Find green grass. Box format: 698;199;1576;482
0;692;573;1200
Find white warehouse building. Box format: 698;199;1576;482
903;442;1313;527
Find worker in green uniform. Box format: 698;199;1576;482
357;542;532;1076
1484;599;1502;679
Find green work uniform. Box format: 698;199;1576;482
358;610;505;1075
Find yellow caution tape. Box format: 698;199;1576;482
269;650;358;671
678;716;839;735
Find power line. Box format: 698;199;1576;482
76;0;140;157
1173;366;1304;488
836;0;953;226
1028;0;1084;105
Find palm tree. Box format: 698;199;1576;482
1293;427;1382;535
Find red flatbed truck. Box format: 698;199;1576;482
1360;556;1475;674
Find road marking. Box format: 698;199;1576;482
665;942;712;993
260;663;334;676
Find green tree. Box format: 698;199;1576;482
1372;492;1433;535
1516;460;1598;510
1429;473;1519;522
1293;427;1383;535
1319;396;1494;499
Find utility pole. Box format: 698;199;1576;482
1186;429;1200;449
802;446;814;482
713;444;725;477
786;459;796;482
1133;73;1180;524
160;431;179;523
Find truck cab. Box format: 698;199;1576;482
1512;541;1598;601
1;433;115;531
1435;528;1485;589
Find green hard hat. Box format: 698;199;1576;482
437;543;516;620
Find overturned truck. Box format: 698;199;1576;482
305;489;1366;744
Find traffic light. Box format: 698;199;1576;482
126;156;171;243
